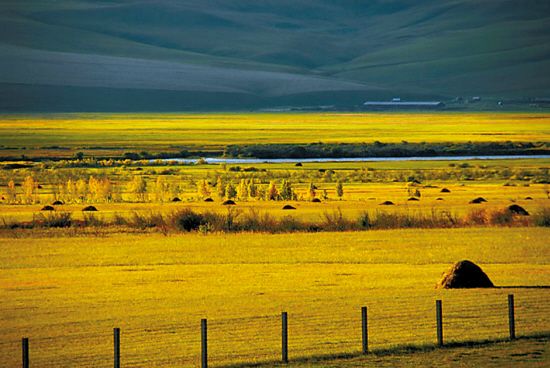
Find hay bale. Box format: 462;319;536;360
440;188;451;193
282;204;296;210
436;197;444;201
295;162;303;167
525;196;533;200
469;197;487;204
41;205;55;211
379;201;394;206
311;198;321;203
437;260;494;289
82;205;98;211
408;197;419;201
171;197;182;202
222;199;236;205
51;200;64;205
508;204;529;216
203;198;214;202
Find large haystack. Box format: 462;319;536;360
437;260;494;289
508;204;529;216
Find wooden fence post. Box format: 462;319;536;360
22;338;29;368
508;294;516;340
361;307;368;354
113;328;120;368
282;312;288;364
436;300;443;347
201;319;208;368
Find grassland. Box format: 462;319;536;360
0;113;549;159
0;228;549;367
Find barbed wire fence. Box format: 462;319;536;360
8;292;550;368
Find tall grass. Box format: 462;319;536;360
1;207;548;233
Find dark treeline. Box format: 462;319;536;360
224;142;550;159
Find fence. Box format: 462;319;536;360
9;293;550;367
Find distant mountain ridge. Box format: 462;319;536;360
1;0;549;111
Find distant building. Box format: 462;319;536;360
363;100;445;109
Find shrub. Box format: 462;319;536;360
34;212;72;228
464;209;488;225
321;209;356;231
533;207;550;227
488;209;514;226
129;212;166;229
172;208;206;232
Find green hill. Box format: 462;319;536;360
0;0;549;111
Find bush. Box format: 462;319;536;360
533;207;550;227
172;209;206;232
129;212;166;229
34;212;72;228
488;209;514;225
464;209;488;225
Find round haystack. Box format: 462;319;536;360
437;260;494;289
311;198;321;203
282;204;296;210
203;197;214;202
41;205;55;211
469;197;487;204
379;201;394;205
436;197;444;201
222;199;236;205
82;205;98;211
525;196;533;200
295;162;303;167
408;197;419;201
440;188;451;193
508;204;529;216
172;197;182;202
52;200;64;205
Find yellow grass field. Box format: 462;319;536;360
1;228;549;367
0;112;549;157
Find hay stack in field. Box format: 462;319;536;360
82;205;98;211
508;204;529;216
203;198;214;202
440;188;451;193
469;197;487;204
52;200;64;205
436;197;444;201
311;198;321;203
41;205;55;211
524;196;533;200
282;204;296;210
437;260;494;289
408;197;419;201
295;162;303;167
222;199;236;205
172;197;182;202
379;200;394;205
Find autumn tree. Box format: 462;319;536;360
267;181;279;201
216;177;225;200
336;181;344;200
308;182;316;201
237;179;249;201
225;182;237;199
22;176;37;204
280;180;294;200
128;175;147;202
6;180;16;203
197;179;211;199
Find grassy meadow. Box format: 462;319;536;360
1;112;549;367
0;113;549;158
0;229;549;367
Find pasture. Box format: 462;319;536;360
0;228;549;367
0;113;549;158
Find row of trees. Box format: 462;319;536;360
3;175;344;204
197;178;344;201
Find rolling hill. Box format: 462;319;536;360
0;0;549;111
